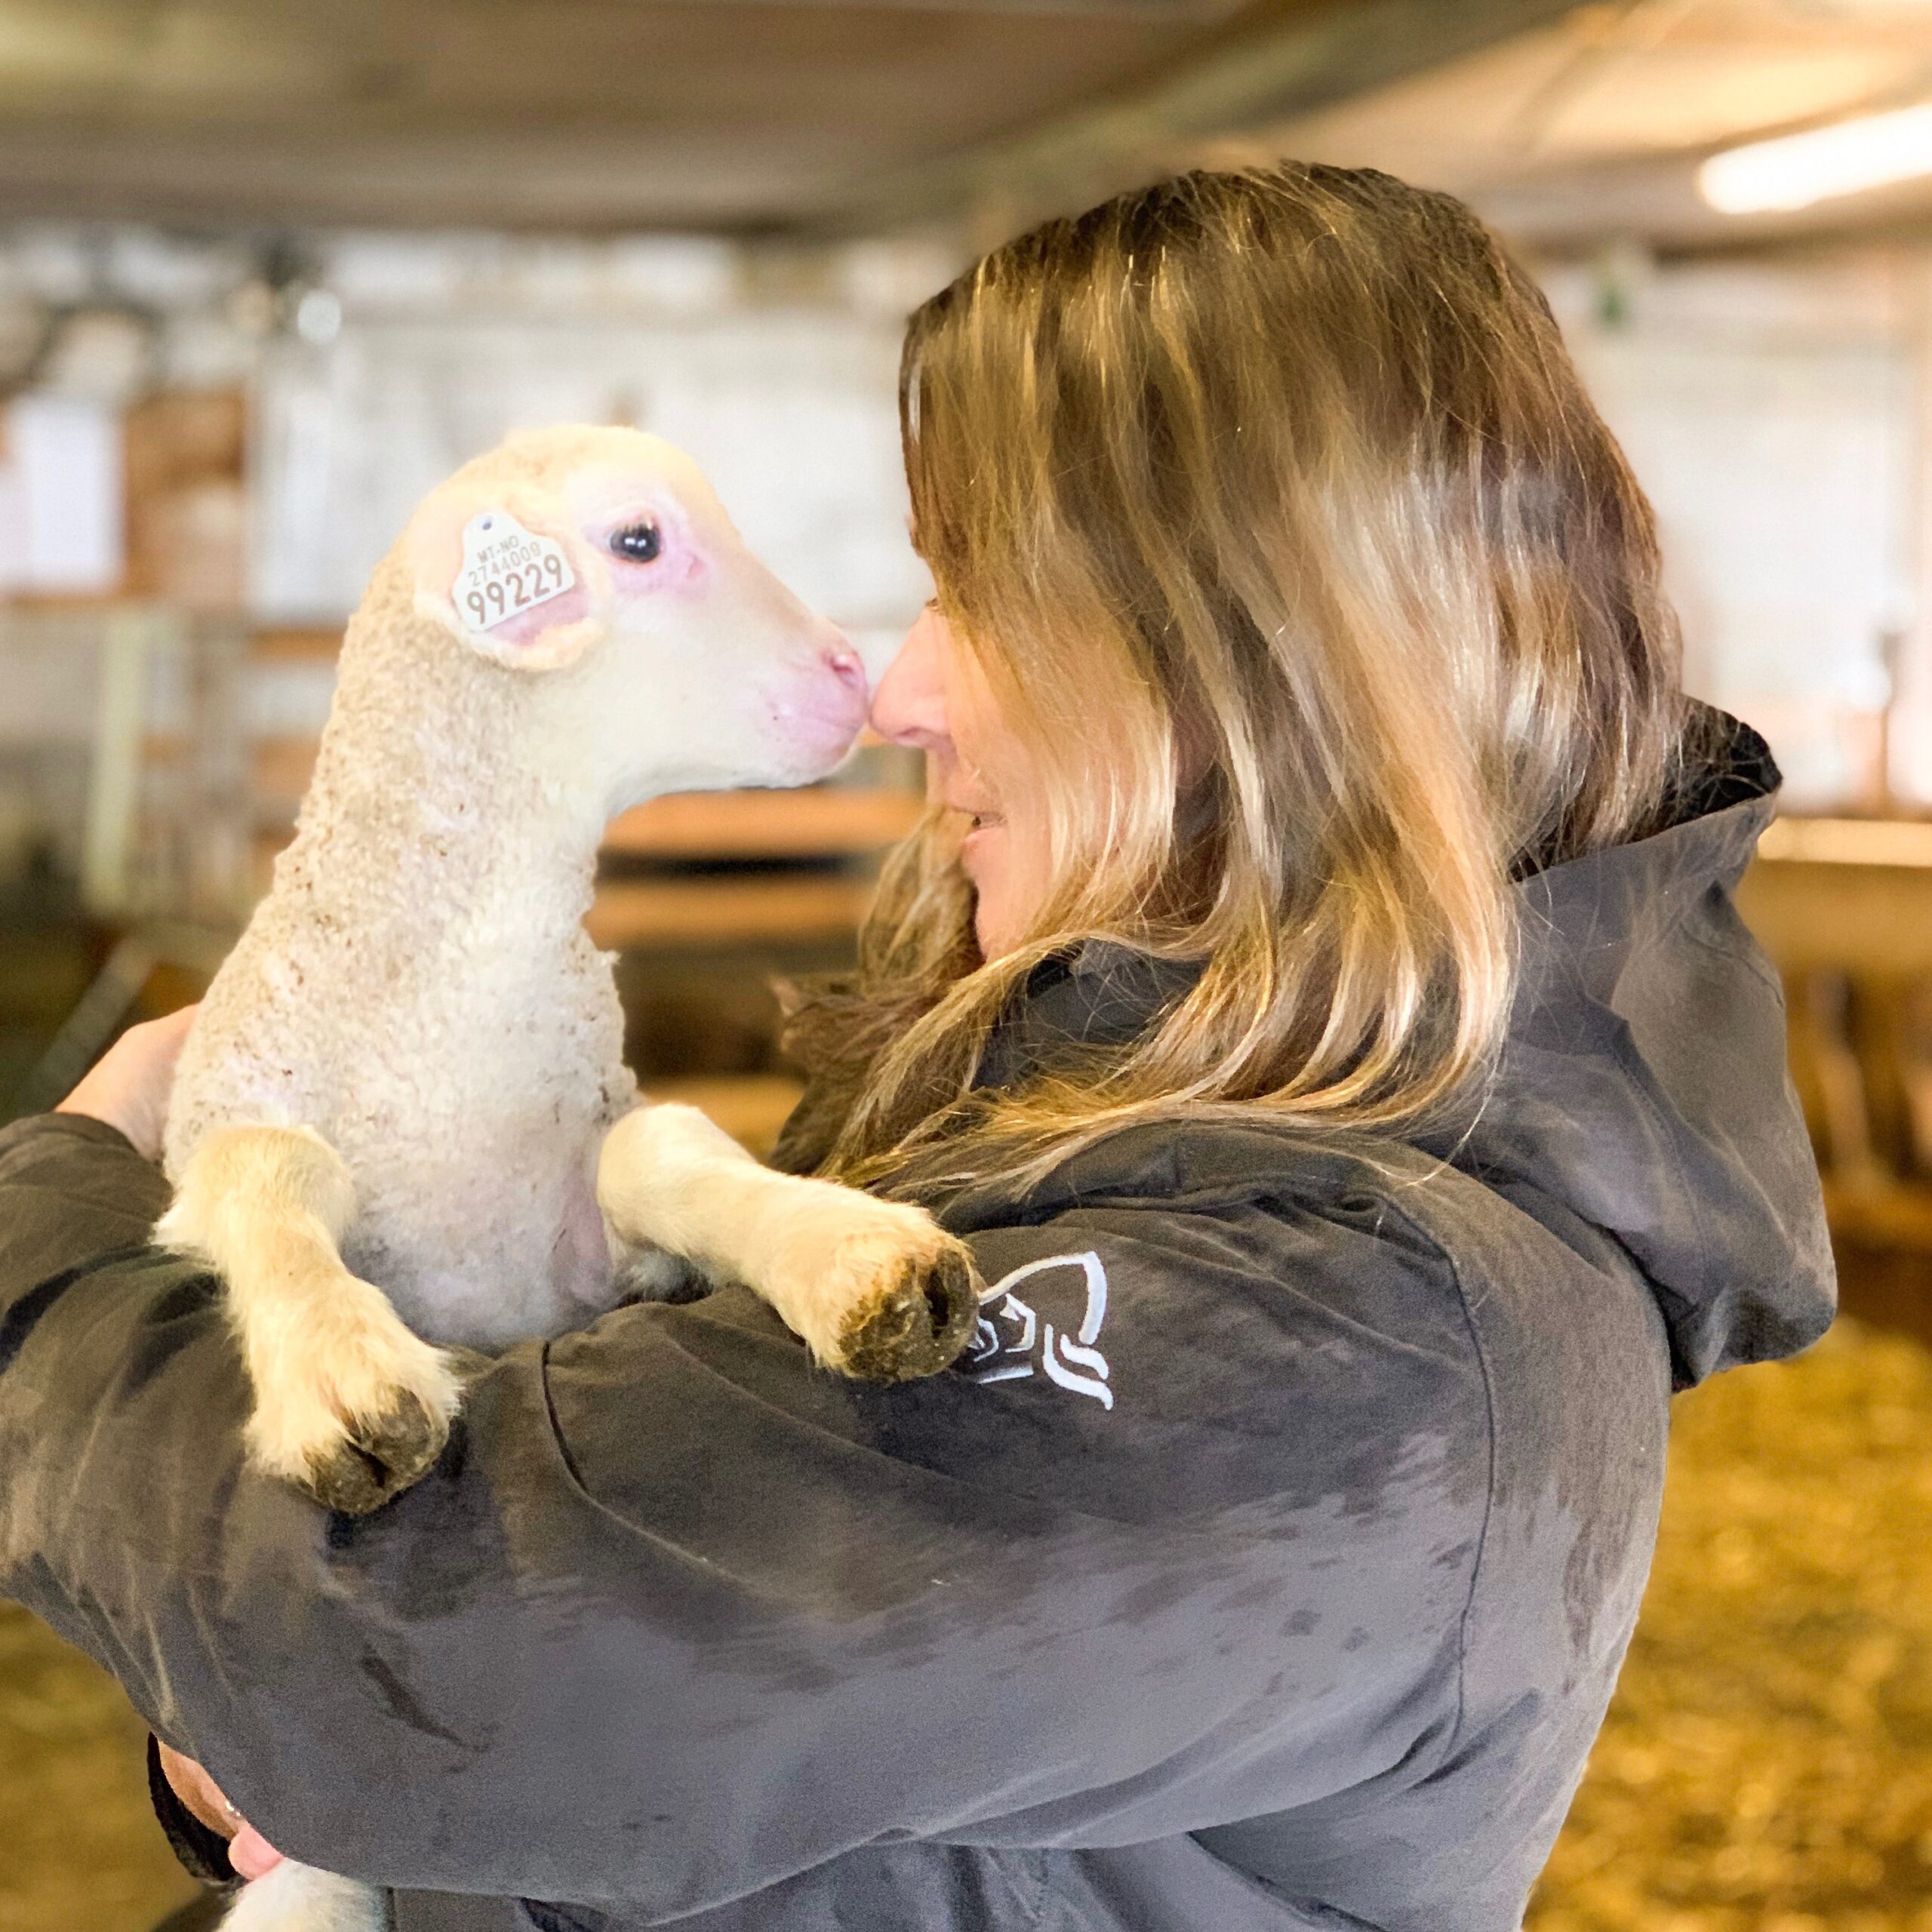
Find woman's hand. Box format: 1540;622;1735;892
155;1742;285;1881
54;1005;196;1162
71;1023;282;1884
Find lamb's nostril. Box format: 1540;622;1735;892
825;647;866;693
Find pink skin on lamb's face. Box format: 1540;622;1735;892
408;429;870;799
558;450;869;789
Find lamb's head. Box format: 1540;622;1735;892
402;425;868;807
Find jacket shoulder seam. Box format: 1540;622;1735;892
998;1144;1447;1223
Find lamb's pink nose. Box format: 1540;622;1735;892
781;625;869;764
823;643;866;694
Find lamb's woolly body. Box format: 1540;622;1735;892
152;423;981;1932
165;546;633;1349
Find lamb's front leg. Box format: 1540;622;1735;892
597;1103;980;1380
157;1125;461;1515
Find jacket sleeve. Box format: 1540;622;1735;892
0;1112;1487;1918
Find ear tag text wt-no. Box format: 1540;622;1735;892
452;510;576;633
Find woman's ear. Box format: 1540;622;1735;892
406;485;612;672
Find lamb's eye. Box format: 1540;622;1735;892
611;521;662;563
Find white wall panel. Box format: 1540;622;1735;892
1549;255;1917;807
252;305;932;643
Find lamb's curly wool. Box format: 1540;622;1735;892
164;420;856;1350
165;521;632;1349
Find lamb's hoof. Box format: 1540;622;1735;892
835;1242;981;1383
300;1392;449;1516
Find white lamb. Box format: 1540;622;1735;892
155;425;979;1932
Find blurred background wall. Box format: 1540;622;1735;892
1;4;1930;1930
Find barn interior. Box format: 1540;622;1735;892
0;2;1930;1928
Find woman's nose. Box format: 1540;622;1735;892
869;608;952;752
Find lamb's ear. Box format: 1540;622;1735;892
406;488;611;672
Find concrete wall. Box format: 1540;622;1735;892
1543;248;1922;810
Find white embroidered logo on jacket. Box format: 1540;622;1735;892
961;1251;1112;1407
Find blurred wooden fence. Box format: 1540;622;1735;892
1737;817;1932;1339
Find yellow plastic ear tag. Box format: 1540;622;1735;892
452;510;576;632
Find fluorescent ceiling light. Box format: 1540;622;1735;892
1699;101;1932;214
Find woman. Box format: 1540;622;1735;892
3;165;1831;1932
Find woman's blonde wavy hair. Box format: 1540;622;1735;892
783;162;1688;1193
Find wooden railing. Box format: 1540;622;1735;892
1736;817;1932;1332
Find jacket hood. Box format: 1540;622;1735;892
971;706;1835;1389
1435;709;1835;1386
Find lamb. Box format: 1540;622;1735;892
154;425;980;1932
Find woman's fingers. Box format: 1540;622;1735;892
157;1743;286;1879
54;1004;198;1161
155;1741;238;1840
229;1821;286;1880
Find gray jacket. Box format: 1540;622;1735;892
0;713;1833;1931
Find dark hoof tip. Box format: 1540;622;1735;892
301;1392;448;1516
838;1244;982;1383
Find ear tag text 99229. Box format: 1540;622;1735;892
452;510;576;633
